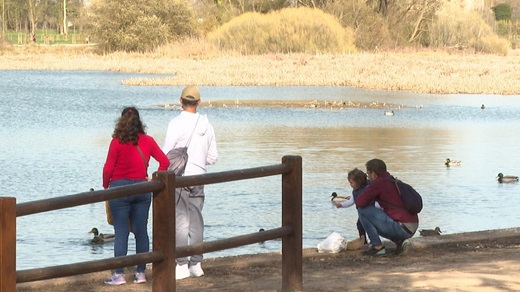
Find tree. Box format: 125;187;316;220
28;0;36;34
90;0;195;52
62;0;67;35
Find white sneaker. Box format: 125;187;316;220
176;264;190;280
189;262;204;277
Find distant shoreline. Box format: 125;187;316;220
155;99;406;110
1;48;520;95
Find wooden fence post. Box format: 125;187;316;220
152;171;177;292
0;197;16;292
281;156;303;292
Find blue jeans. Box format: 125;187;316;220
358;205;411;246
108;179;151;274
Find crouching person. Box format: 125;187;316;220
355;158;418;256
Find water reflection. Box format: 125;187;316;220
1;70;520;269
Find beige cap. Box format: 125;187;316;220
181;86;200;101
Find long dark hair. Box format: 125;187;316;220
112;107;146;145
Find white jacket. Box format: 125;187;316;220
162;111;218;175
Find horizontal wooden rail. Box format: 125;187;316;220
175;163;293;188
5;156;302;291
16;163;291;217
16;180;164;217
177;227;292;258
17;251;164;283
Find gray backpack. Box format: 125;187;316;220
166;116;199;176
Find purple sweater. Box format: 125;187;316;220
355;171;418;223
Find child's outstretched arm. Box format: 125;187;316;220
336;196;355;208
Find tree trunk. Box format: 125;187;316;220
2;0;5;38
27;0;35;35
408;8;426;42
62;0;67;35
378;0;388;15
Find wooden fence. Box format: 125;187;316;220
0;155;302;292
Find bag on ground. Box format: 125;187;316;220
166;146;189;176
317;232;347;253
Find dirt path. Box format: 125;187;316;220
17;228;520;291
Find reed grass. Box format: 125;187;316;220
1;44;519;95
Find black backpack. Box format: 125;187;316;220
386;177;423;214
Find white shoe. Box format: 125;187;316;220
176;264;190;280
189;262;205;277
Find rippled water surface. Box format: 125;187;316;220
1;70;520;269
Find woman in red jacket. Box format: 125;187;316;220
102;107;169;285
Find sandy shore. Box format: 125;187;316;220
16;227;520;291
1;48;520;95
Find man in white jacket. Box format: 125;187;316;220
162;85;218;280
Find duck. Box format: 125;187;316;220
481;104;485;109
384;110;394;116
330;192;350;203
419;227;442;236
445;158;461;166
497;173;519;183
89;227;115;244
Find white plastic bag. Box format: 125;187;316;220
317;232;347;253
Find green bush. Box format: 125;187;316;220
90;0;195;52
207;7;356;54
492;3;512;21
495;20;511;36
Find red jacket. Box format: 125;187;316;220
355;171;418;223
103;133;169;189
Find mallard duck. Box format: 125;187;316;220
89;227;115;244
497;173;519;183
445;158;461;166
481;104;485;109
384;110;394;116
330;192;350;203
419;227;442;236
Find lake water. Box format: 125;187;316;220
1;70;519;270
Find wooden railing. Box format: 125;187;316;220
0;155;302;292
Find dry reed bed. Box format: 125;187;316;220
1;51;520;95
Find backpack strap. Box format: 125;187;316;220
381;176;408;212
136;145;148;178
185;115;201;148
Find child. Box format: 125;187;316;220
335;168;380;244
